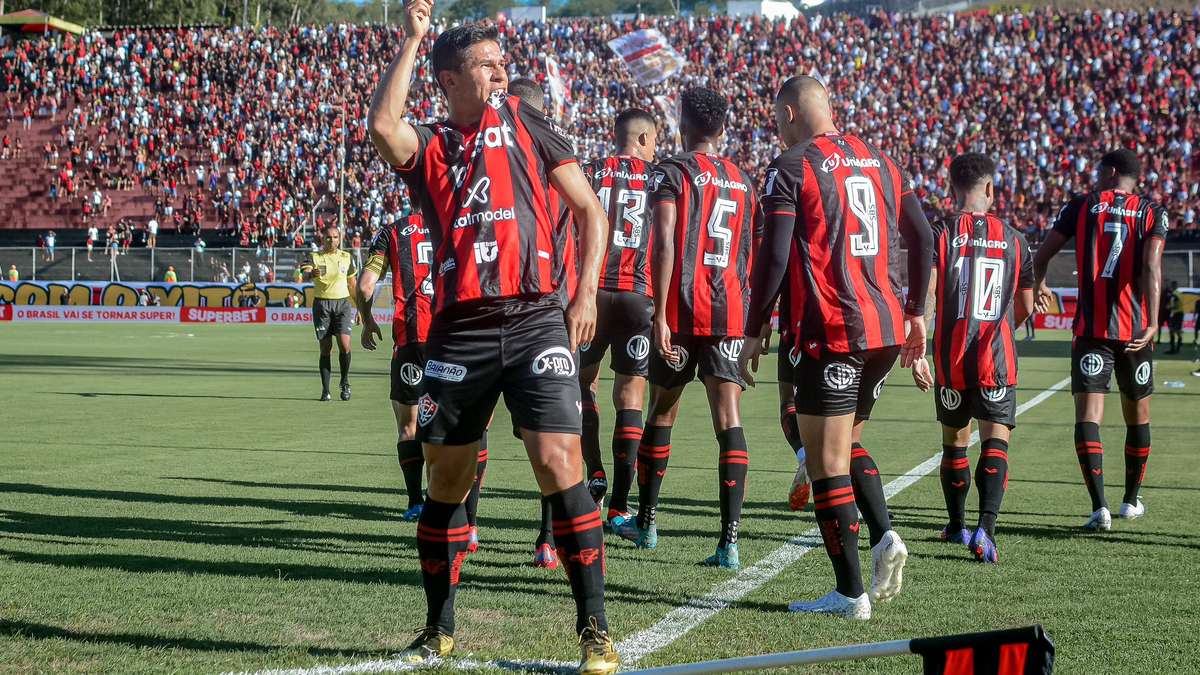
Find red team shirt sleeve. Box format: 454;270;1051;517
514;99;578;170
391;124;436;174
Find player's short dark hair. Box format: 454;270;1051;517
430;23;500;83
679;88;727;138
948;153;995;192
1099;149;1141;178
615;108;657;145
507;77;544;111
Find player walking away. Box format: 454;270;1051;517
741;76;933;619
577;109;659;532
368;8;618;673
910;153;1034;564
614;87;757;572
1033;149;1166;531
300;223;358;402
1165;281;1184;353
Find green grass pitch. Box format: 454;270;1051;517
0;324;1197;674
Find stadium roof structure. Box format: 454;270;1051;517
0;9;85;35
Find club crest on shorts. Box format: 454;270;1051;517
982;386;1007;402
417;394;438;427
626;335;650;361
1080;352;1104;377
719;338;745;361
399;362;423;386
823;362;856;391
873;377;886;400
667;345;688;372
532;346;576;377
939;387;962;410
1135;361;1151;385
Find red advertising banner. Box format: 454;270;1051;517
180;307;266;324
0;304;11;321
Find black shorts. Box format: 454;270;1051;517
579;289;653;377
777;333;802;385
792;346;900;419
934;384;1017;429
1071;336;1154;400
390;342;427;405
1169;312;1184;332
416;296;582;445
649;334;747;390
313;297;353;340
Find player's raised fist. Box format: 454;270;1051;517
402;0;432;39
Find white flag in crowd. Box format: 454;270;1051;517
607;29;687;85
545;56;573;123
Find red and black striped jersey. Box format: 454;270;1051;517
932;212;1034;388
1050;190;1169;341
584;156;655;296
761;132;908;354
365;214;433;349
652;152;758;337
394;93;577;315
548;188;577;306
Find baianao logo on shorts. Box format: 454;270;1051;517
1080;352;1105;377
626;335;650;361
532;346;576;377
939;387;962;410
719;338;745;361
425;360;467;383
823;363;857;392
1135;361;1151;385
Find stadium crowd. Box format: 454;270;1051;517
2;7;1198;244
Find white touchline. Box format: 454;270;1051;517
231;377;1070;675
615;375;1071;667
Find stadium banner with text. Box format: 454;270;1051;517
607;29;686;85
180;307;266;324
2;305;397;325
7;306;181;322
0;280;318;308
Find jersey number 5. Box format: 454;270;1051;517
846;176;879;258
703;198;738;269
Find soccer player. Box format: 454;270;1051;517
742;76;932;619
368;8;618;673
300;222;358;401
577;108;659;530
614;87;757;571
909;153;1034;564
774;251;811;512
1033;149;1166;530
1165;281;1184;353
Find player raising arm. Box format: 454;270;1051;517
741;76;933;619
367;6;617;673
1032;149;1166;531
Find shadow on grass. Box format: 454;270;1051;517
48;391;318;402
0;619;383;658
898;513;1200;549
1;439;387;459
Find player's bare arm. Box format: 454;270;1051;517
740;207;795;386
366;0;429;168
1128;236;1166;352
551;161;607;350
898;192;934;368
1014;288;1035;329
1032;229;1069;313
651;200;678;363
356;261;384;350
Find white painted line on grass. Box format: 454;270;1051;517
616;376;1071;667
233;377;1070;675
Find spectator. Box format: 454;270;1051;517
6;265;18;282
146;217;158;249
44;230;56;262
86;225;98;261
164;266;178;284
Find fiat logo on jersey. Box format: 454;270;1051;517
1135;362;1151;385
982;386;1007;402
532;346;577;377
400;363;424;386
823;363;857;392
718;338;744;361
939;387;962;410
626;335;650;361
1080;352;1105;377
